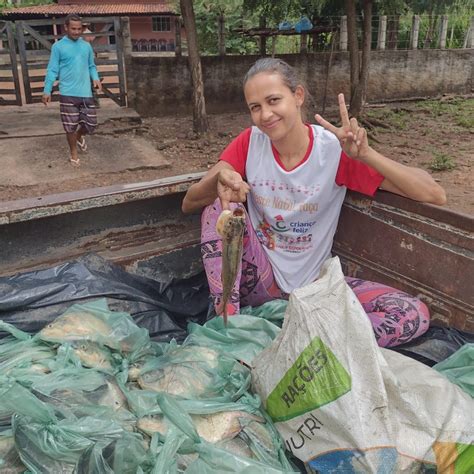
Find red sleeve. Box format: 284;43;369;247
335;151;385;197
219;128;251;178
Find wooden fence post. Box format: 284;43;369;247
259;15;266;55
217;13;225;56
439;15;448;49
175;17;182;56
300;33;308;53
410;15;420;49
340;15;347;51
377;15;387;50
121;16;132;60
114;17;127;106
16;21;32;103
6;22;22;105
463;16;473;49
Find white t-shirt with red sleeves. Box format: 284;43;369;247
220;124;384;293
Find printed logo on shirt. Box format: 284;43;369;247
250;179;321;197
253;191;319;215
272;215;289;232
256;216;315;253
276;232;313;253
256;218;276;250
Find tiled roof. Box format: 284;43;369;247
0;2;177;18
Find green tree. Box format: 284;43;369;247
193;0;259;54
406;0;456;47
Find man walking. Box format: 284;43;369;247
42;14;102;166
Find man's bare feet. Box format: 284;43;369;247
77;136;88;152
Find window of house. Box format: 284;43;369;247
152;17;171;32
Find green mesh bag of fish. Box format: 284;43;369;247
0;378;145;473
134;393;298;473
186;314;282;366
36;298;149;353
0;299;299;473
126;342;251;404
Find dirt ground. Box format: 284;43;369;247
1;97;472;215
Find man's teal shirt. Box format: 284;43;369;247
44;36;99;98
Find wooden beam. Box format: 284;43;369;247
22;23;53;51
6;21;22;105
16;22;33;103
114;17;127;107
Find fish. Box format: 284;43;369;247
137;411;263;444
217;436;255;460
137;363;213;398
216;208;246;325
86;376;129;412
136;415;168;437
0;434;26;474
70;340;114;372
242;420;275;454
39;311;112;345
128;344;219;382
127;364;142;382
192;411;263;444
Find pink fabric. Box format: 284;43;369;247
201;200;430;348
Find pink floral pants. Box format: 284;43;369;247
201;200;430;348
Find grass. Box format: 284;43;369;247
366;108;409;130
428;151;456;172
416;98;474;129
455;114;474;129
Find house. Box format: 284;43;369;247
0;0;181;52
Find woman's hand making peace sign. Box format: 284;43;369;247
315;93;370;162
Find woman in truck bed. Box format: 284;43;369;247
182;58;446;348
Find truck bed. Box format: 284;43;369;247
0;172;472;332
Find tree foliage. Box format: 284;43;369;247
193;0;259;54
190;0;471;55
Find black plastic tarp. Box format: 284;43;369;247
0;253;212;342
393;326;474;366
1;253;472;364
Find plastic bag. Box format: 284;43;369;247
36;298;149;353
0;379;138;473
76;432;148;474
0;428;25;473
393;326;474;366
434;343;474;397
278;21;293;31
186;314;281;365
241;299;288;324
145;393;297;473
252;257;474;473
133;342;251;403
0;253;211;343
294;16;312;33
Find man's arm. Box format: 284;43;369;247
88;44;100;91
42;44;60;103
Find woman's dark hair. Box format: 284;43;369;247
243;58;311;119
243;58;301;93
65;14;82;26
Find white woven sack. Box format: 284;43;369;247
252;257;395;472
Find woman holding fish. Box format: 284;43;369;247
182;58;446;348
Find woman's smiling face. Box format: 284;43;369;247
244;72;305;142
